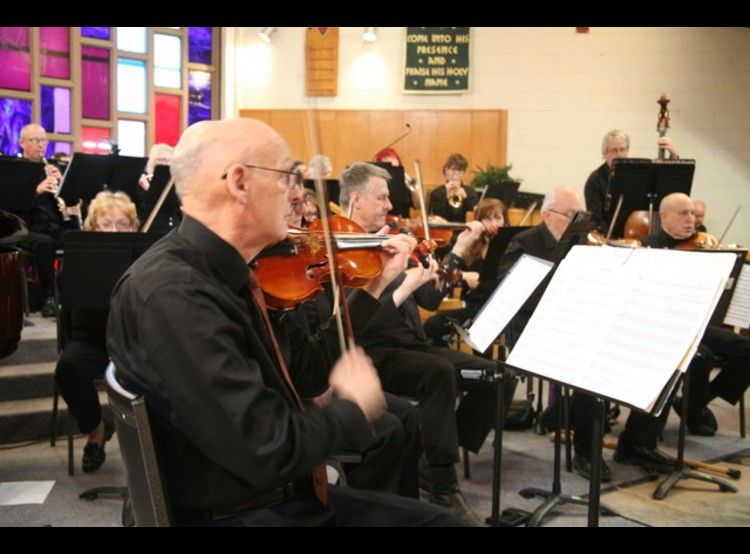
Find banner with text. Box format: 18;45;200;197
404;27;470;94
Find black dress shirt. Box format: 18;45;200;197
107;215;391;521
640;229;683;249
428;184;479;223
584;162;611;232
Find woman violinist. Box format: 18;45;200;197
424;198;507;348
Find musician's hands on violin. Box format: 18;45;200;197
451;220;486;257
328;346;386;424
393;258;439;306
462;271;480;290
362;233;416;299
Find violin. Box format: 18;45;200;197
252;215;385;310
586;230;641;248
252;215;430;310
674;232;720;251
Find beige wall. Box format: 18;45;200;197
224;27;750;245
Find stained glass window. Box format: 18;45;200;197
117;27;146;53
40;27;70;79
155;94;181;146
81;46;110;120
0;97;32;156
117;59;146;113
188;70;211;125
0;27;31;91
81;27;110;40
154;33;181;88
81;126;112;154
188;27;212;64
40;86;71;135
117;120;145;157
46;141;72;158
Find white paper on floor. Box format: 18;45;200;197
0;481;55;506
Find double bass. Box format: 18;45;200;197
622;94;673;240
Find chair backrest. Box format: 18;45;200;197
0;247;24;358
105;362;172;526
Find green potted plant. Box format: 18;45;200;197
470;162;518;190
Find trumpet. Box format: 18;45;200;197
448;193;464;209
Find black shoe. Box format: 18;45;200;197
703;406;718;432
40;297;57;318
572;452;612;482
613;445;674;472
82;420;115;473
687;419;715;437
426;491;483;527
82;442;106;473
673;396;717;436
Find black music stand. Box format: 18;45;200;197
509;191;544;211
373;163;411;218
58;153;146;207
482;180;520;208
606;158;695;239
138;165;181;234
303;179;339;211
60;231;162;518
652;249;746;500
506;217;618;527
0;157;45;216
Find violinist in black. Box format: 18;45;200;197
636;193;750;437
107;118;459;527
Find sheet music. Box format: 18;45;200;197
507;246;736;412
464;254;553;353
724;262;750;329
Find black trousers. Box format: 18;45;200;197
54;340;109;434
423;307;476;348
201;485;462;527
693;325;750;406
367;345;497;466
344;392;421;499
16;231;55;297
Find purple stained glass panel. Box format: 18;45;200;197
45;141;72;158
188;70;212;125
188;27;212;64
40;27;70;79
0;27;31;91
81;27;110;40
81;46;110;120
40;86;71;135
0;97;32;156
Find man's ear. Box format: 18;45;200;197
224;166;249;204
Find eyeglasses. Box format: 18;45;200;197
26;137;49;145
221;163;304;189
547;208;577;220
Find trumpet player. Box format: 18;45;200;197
428;153;479;223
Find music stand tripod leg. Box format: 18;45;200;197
653;370;738;500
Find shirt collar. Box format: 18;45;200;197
177;215;249;293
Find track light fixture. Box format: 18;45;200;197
258;27;277;43
362;27;377;42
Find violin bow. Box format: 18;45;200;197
303;107;355;354
412;160;434;264
717;206;741;246
142;176;175;232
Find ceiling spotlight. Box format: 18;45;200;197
258;27;277;43
362;27;377;42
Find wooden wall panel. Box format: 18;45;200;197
238;109;507;187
